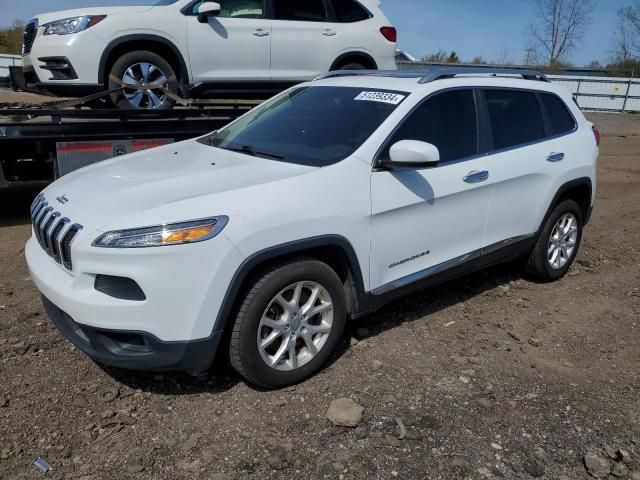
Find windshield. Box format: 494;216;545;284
153;0;180;5
206;86;408;167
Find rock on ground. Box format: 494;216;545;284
326;398;364;427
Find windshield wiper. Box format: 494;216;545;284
223;145;285;160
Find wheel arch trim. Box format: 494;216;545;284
539;177;593;233
98;34;190;87
212;235;368;335
330;51;378;71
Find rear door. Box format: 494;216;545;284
268;0;344;80
185;0;271;82
480;88;579;249
369;89;492;293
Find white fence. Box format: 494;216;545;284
0;54;22;88
548;75;639;113
396;62;638;113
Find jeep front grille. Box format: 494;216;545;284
22;20;37;56
30;195;82;271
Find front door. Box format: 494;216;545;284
185;0;271;82
369;89;492;293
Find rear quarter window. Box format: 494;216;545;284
329;0;370;22
540;93;576;136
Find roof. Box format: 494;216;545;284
314;67;550;84
308;67;572;97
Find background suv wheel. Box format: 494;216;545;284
229;259;347;389
525;199;584;281
108;50;180;110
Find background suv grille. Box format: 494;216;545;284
22;21;37;56
30;195;82;271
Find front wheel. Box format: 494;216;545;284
108;50;179;110
524;199;584;281
229;259;347;389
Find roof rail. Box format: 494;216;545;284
313;67;550;84
417;67;549;83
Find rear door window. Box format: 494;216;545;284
274;0;328;22
483;89;545;151
329;0;370;22
540;93;576;136
382;89;478;163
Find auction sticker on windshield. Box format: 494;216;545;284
355;91;406;105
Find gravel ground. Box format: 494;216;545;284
0;113;639;480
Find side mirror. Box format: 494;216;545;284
386;140;440;169
197;2;221;22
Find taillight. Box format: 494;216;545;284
380;26;397;43
592;126;600;146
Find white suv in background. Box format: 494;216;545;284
18;0;397;109
26;69;599;388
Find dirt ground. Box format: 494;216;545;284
0;88;66;108
0;112;639;480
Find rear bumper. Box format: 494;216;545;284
42;295;222;376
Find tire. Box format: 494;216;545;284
338;63;367;71
525;199;584;282
229;259;347;389
108;50;180;110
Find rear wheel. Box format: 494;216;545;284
229;259;347;389
338;62;367;71
525;199;583;281
108;50;179;110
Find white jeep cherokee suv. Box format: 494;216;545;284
18;0;397;109
25;69;600;388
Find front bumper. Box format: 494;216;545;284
42;295;222;376
21;27;106;96
12;64;102;97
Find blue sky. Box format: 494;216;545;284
1;0;627;65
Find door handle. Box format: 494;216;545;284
253;29;270;37
463;170;489;184
322;29;337;36
547;152;565;162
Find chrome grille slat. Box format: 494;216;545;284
61;225;82;270
30;196;83;272
32;200;46;220
34;205;52;246
43;213;61;254
30;195;45;216
52;218;71;263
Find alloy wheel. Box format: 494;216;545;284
547;213;578;269
257;281;334;371
121;62;169;109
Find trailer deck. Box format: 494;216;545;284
0;102;255;188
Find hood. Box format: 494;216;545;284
35;6;154;25
43;140;316;229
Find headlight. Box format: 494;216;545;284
92;217;229;249
42;15;107;36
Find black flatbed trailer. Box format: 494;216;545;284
0;103;253;188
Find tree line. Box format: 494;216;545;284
416;0;640;76
0;21;23;56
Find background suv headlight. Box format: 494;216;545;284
42;16;107;36
93;217;229;248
